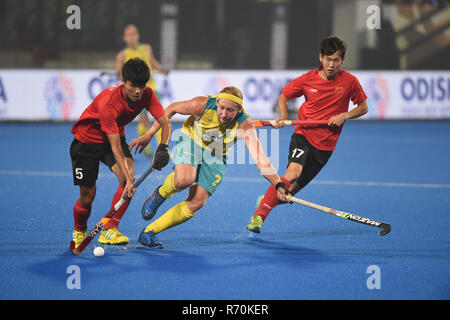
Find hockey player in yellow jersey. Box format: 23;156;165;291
129;86;291;248
116;24;169;156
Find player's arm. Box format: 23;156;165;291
99;103;134;196
146;44;169;75
238;118;291;202
157;113;171;145
130;97;205;170
145;96;207;138
268;93;289;129
129;96;205;163
128;112;172;169
274;93;289;128
328;100;368;126
115;51;125;80
151;113;172;171
273;76;304;129
107;133;135;197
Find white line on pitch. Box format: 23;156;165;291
225;177;450;188
1;170;449;189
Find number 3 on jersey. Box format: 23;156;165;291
291;148;304;159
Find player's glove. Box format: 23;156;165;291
152;143;170;171
275;182;293;204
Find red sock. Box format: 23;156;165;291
104;184;131;230
254;177;291;221
73;199;92;231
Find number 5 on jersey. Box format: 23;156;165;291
75;168;83;180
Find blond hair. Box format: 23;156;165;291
219;86;243;106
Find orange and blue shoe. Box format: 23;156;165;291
142;185;166;221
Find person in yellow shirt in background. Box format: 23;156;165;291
116;24;170;157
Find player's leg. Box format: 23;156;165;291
249;140;332;233
142;163;196;220
139;183;209;247
142;133;199;219
247;134;309;233
76;185;96;226
72;185;96;247
247;167;295;233
98;138;135;245
252;161;302;213
289;146;332;196
70;139;101;247
143;154;226;235
142;184;207;236
154;90;162;146
106;155;135;223
139;153;225;247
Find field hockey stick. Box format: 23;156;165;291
252;120;329;127
286;195;391;236
69;166;154;255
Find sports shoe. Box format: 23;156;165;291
98;228;129;245
72;230;87;248
142;185;166;220
138;229;163;248
247;215;264;233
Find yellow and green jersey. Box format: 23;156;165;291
122;44;156;90
181;95;249;156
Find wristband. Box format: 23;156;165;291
156;143;168;152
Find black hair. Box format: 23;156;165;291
320;36;347;59
121;58;150;87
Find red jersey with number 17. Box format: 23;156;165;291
282;66;367;151
71;84;165;144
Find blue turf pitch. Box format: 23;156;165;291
0;121;449;300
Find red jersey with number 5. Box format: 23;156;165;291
71;84;165;144
282;66;367;151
